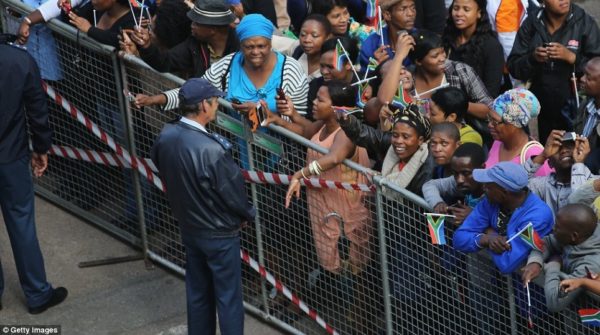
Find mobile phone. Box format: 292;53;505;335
276;88;286;101
543;42;551;48
123;89;136;103
586;266;595;279
256;103;267;127
561;132;577;142
230;97;242;105
246;104;264;132
558;285;568;298
62;0;72;15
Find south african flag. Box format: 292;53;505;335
579;309;600;327
426;213;446;245
519;223;544;252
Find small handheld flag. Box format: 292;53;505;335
390;81;413;109
424;213;455;245
579;309;600;327
506;222;544;251
356;83;369;108
333;41;348;72
367;57;379;72
520;223;544;251
366;0;378;20
333;106;362;116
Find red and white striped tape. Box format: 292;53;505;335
42;81;165;192
240;250;340;335
243;170;374;192
48;144;373;193
49;144;130;169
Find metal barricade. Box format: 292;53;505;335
1;1;596;333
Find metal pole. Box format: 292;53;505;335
375;182;394;335
242;116;270;315
117;55;152;269
506;275;518;335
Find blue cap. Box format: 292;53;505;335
178;78;224;106
472;162;528;192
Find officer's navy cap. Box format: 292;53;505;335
179;78;225;106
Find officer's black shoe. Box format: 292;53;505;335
28;287;68;314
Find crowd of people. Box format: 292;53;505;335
10;0;600;333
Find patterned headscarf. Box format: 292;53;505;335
492;88;540;128
392;103;432;139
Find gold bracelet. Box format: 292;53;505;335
314;161;323;173
300;168;309;179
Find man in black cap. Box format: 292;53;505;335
151;78;255;335
0;34;67;313
130;0;239;78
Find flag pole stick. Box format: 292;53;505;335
572;72;580;109
351;76;378;86
423;213;457;218
506;222;532;244
337;40;361;81
139;0;145;29
415;82;449;98
378;5;384;46
128;0;139;28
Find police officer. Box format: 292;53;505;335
151;78;255;335
0;34;67;313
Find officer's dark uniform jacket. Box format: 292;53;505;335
151;120;255;238
0;42;52;163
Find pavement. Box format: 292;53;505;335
0;196;284;335
578;0;600;23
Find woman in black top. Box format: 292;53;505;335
442;0;504;97
67;0;139;48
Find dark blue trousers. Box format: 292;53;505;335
182;233;244;335
0;156;53;307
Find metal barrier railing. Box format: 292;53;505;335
2;1;597;334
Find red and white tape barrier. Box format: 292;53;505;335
243;170;374;192
42;81;165;192
241;250;340;335
48;144;373;193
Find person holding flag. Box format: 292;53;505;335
453;161;553;274
358;0;417;69
521;204;600;313
454;161;554;332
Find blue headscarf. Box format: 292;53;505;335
236;14;274;41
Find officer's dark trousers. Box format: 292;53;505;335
183;233;243;335
0;156;53;307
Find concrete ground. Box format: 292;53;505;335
0;196;284;335
578;0;600;23
504;0;598;22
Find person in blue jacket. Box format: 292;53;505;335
453;161;554;274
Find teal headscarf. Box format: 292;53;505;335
236;14;274;41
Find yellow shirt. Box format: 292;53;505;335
460;124;483;146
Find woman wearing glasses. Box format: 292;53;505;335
485;88;552;176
